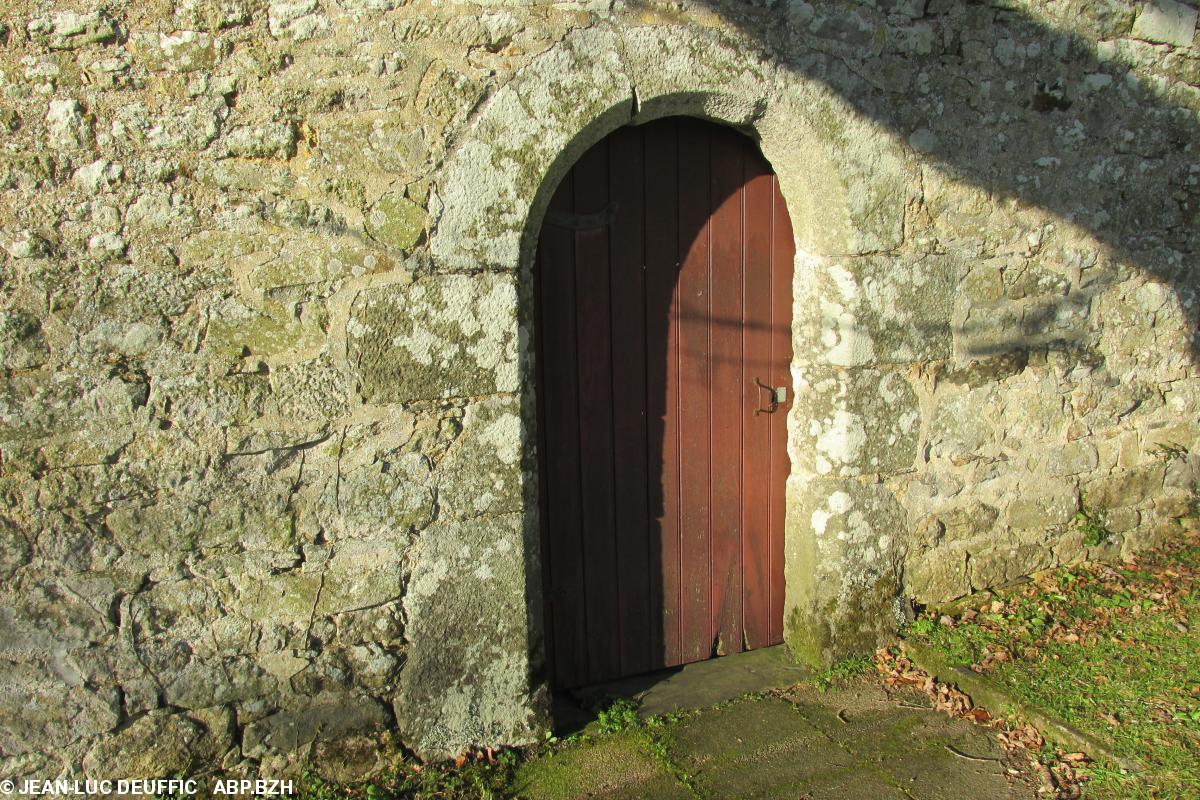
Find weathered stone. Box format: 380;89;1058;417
969;541;1054;590
220;122;298;160
928;384;1000;464
1041;440;1099;477
436;394;524;519
347;273;519;402
242;694;389;759
45;99;91;149
785;477;907;666
1131;0;1198;46
1004;480;1077;530
366;194;426;252
794;255;959;367
27;12;118;50
906;546;970;605
204;298;326;358
82;710;207;778
268;0;330;40
0;662;120;753
314;111;427;183
432;27;634;270
73;159;122;192
791;367;920;477
396;513;538;757
1083;463;1168;510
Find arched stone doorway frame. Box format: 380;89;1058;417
413;23;915;757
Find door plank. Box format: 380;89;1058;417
741;152;775;651
676;119;714;664
769;175;794;646
573;141;622;684
608;126;653;677
539;172;589;688
708;125;746;657
644;119;683;669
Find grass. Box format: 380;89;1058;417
295;752;523;800
815;655;875;692
290;698;691;799
906;526;1200;799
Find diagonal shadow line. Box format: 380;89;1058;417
637;0;1198;365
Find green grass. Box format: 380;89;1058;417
289;698;694;799
595;697;641;734
907;528;1200;799
815;655;875;692
295;752;523;800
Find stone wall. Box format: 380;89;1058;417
0;0;1196;781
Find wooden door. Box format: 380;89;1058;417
536;117;794;690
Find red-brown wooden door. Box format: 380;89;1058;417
536;117;794;690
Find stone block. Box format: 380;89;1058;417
1042;440;1099;477
396;513;538;758
968;541;1053;590
1083;463;1167;509
82;710;209;778
318;538;408;615
366;194;426;252
205;298;326;358
1132;0;1198;46
928;385;1000;464
784;477;907;666
0;662;120;752
790;367;920;477
906;547;970;605
314;110;428;183
793;255;959;367
1004;480;1077;530
436;394;524;519
347;272;519;402
242;693;389;759
432;27;633;270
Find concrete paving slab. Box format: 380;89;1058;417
663;697;907;799
569;645;813;720
783;682;1038;800
530;654;1040;800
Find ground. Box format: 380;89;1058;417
906;525;1200;799
291;526;1200;800
515;684;1039;800
296;647;1044;799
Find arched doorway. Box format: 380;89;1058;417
535;117;796;689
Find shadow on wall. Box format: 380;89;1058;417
508;0;1199;697
638;0;1199;366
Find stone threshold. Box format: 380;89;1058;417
555;645;814;732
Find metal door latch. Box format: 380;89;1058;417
754;379;787;414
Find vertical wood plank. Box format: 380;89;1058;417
608;125;652;678
768;174;795;646
534;206;555;689
643;119;682;669
740;150;774;650
573;141;622;683
708;125;745;657
539;172;589;688
676;118;713;665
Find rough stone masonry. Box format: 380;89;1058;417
0;0;1197;782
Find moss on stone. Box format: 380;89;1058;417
366;194;426;252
